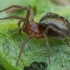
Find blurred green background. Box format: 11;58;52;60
0;0;70;70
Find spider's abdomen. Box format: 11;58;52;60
39;12;70;38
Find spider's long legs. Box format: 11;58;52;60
44;26;70;47
18;19;27;27
16;35;32;66
0;16;24;20
0;16;27;28
0;5;30;19
0;5;25;12
43;25;70;64
28;5;34;22
43;34;50;64
18;19;23;27
0;5;35;25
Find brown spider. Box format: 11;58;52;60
0;5;70;66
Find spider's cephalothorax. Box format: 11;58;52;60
0;5;70;66
20;21;43;38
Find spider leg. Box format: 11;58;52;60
0;5;34;24
0;16;25;20
0;5;30;19
0;16;27;27
42;25;70;64
0;16;26;28
44;26;70;47
18;20;23;27
0;16;27;28
43;34;50;64
18;19;25;27
16;35;33;66
18;18;29;28
28;5;34;22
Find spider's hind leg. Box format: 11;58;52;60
44;26;70;47
43;25;70;64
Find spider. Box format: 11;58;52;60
0;5;70;66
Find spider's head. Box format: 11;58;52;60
19;19;43;38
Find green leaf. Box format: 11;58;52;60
0;0;70;70
0;18;70;70
0;64;6;70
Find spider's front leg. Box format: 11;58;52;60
0;16;27;29
0;5;30;19
0;5;35;27
0;5;35;21
16;35;33;66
